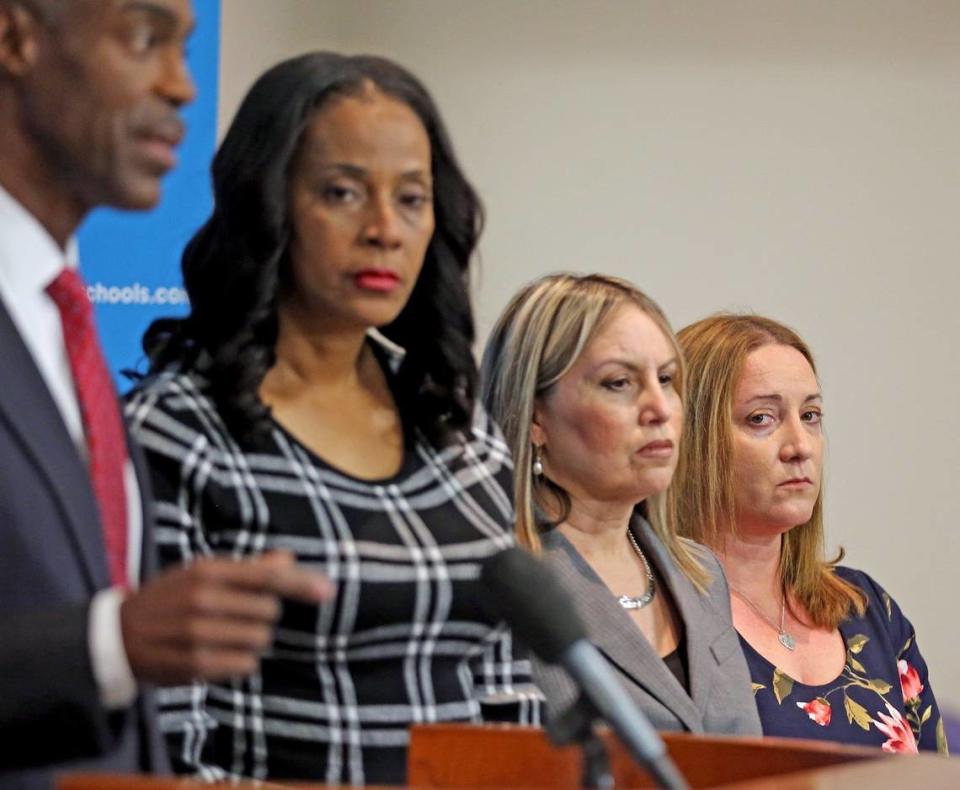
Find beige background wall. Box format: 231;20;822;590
220;1;960;709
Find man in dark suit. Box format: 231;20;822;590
0;2;331;786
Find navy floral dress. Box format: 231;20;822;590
744;567;947;753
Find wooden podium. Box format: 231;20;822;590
407;723;960;787
408;723;881;787
58;723;960;788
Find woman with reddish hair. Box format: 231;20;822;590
671;313;946;753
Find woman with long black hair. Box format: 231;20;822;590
126;52;537;785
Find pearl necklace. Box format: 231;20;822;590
617;528;656;610
731;585;796;651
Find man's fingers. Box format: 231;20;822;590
183;585;281;623
192;556;334;603
174;617;274;652
258;549;295;567
262;563;335;603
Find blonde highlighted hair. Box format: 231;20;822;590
481;273;708;589
671;314;866;628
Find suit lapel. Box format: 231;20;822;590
544;526;703;731
0;301;108;590
635;519;722;721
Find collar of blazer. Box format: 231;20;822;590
541;513;730;732
0;299;110;591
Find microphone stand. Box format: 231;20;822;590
547;693;614;790
478;548;688;789
547;691;687;790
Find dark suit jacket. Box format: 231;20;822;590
535;515;762;735
0;301;166;789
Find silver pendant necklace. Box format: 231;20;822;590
617;528;656;610
731;585;796;651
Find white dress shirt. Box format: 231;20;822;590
0;184;141;709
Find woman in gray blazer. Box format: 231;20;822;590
481;273;761;735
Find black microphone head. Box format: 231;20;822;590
480;546;587;664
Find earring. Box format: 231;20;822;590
532;446;544;477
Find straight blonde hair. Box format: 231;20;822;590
481;273;708;590
671;314;866;628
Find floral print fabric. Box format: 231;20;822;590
744;567;947;753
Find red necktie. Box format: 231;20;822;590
47;268;128;588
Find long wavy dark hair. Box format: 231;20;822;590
142;53;483;446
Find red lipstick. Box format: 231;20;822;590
354;269;400;293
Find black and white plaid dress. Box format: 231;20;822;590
125;360;541;786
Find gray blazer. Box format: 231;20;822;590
535;515;761;736
0;301;166;789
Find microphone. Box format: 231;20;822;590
480;547;687;790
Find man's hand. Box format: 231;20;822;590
120;551;333;685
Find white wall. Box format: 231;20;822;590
218;0;341;135
221;1;960;708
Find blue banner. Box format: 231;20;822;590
79;0;221;390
